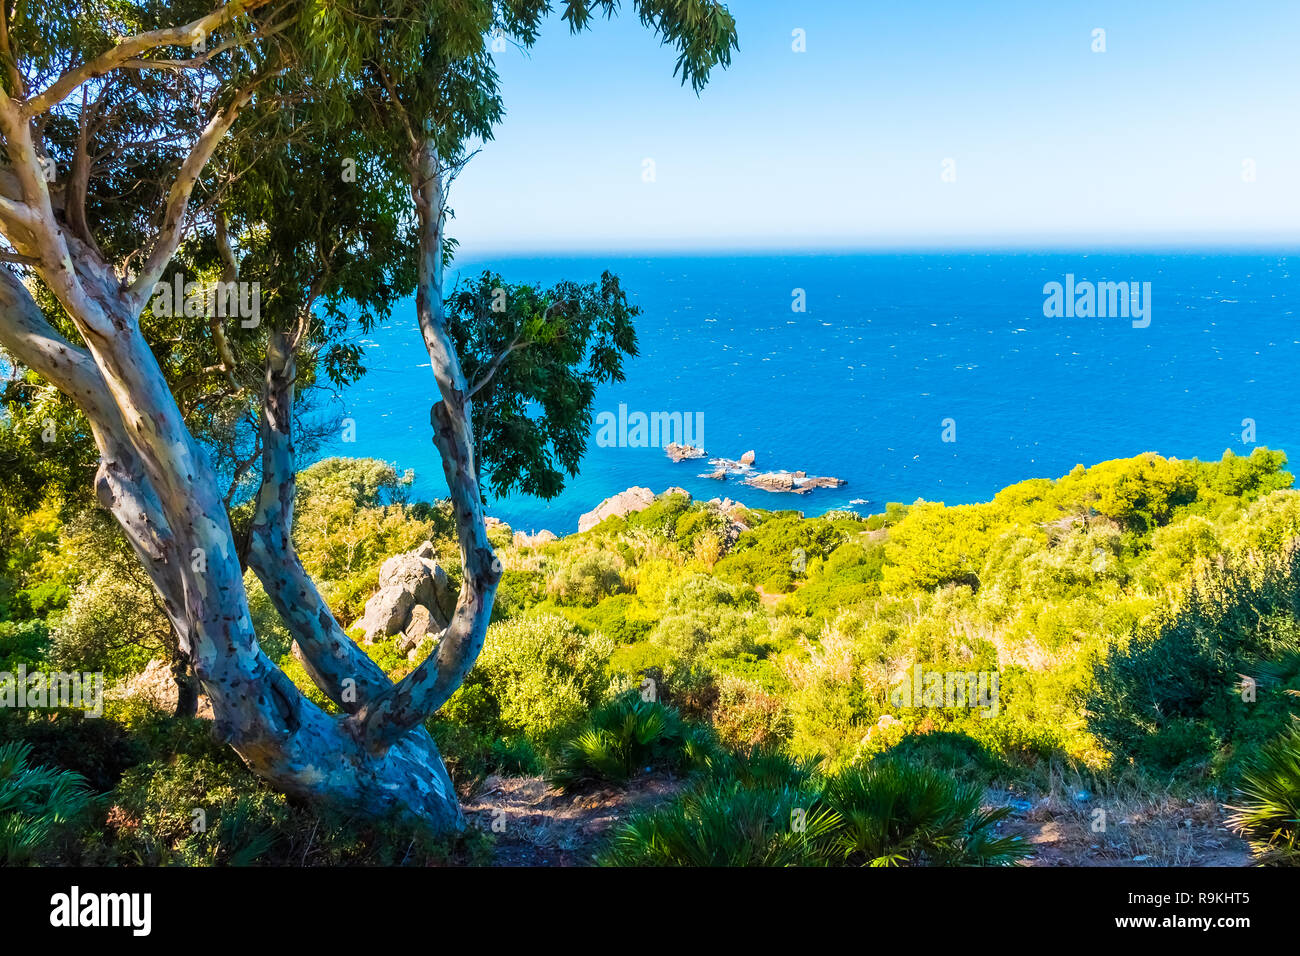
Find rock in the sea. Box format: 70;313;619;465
707;456;754;476
739;449;756;466
665;442;706;462
744;470;846;494
578;486;655;532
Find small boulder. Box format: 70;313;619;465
397;603;442;655
358;585;414;643
377;542;454;621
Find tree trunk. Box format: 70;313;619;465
0;93;487;831
171;658;198;720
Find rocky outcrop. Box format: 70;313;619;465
744;470;846;494
397;604;440;655
666;443;706;462
706;496;751;544
739;450;756;466
513;528;558;548
705;456;753;476
109;658;213;719
578;486;656;532
358;541;455;644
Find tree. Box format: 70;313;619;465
0;0;736;827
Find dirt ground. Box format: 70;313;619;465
461;773;684;866
991;789;1255;867
462;775;1256;867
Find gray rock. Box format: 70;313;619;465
378;542;454;621
397;603;442;655
358;584;414;643
744;470;846;494
359;541;456;642
578;486;655;532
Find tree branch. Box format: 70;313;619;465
24;0;276;115
349;142;502;752
126;76;265;310
247;330;397;713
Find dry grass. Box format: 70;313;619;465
992;764;1252;866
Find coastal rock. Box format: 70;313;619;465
666;442;706;462
513;528;558;548
484;516;510;532
744;470;846;494
662;487;692;500
707;456;751;473
739;450;756;466
578;486;655;532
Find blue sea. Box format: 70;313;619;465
321;252;1299;535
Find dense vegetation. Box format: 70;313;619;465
3;445;1299;865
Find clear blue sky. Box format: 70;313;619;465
448;0;1300;254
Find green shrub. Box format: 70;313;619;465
428;720;543;793
109;751;489;866
0;740;98;865
547;551;626;606
597;780;836;866
549;694;712;791
48;571;168;678
0;619;48;671
564;593;657;644
822;761;1028;866
0;707;155;791
597;749;1024;867
1227;721;1300;865
441;613;613;744
882;731;1010;785
1087;555;1300;774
